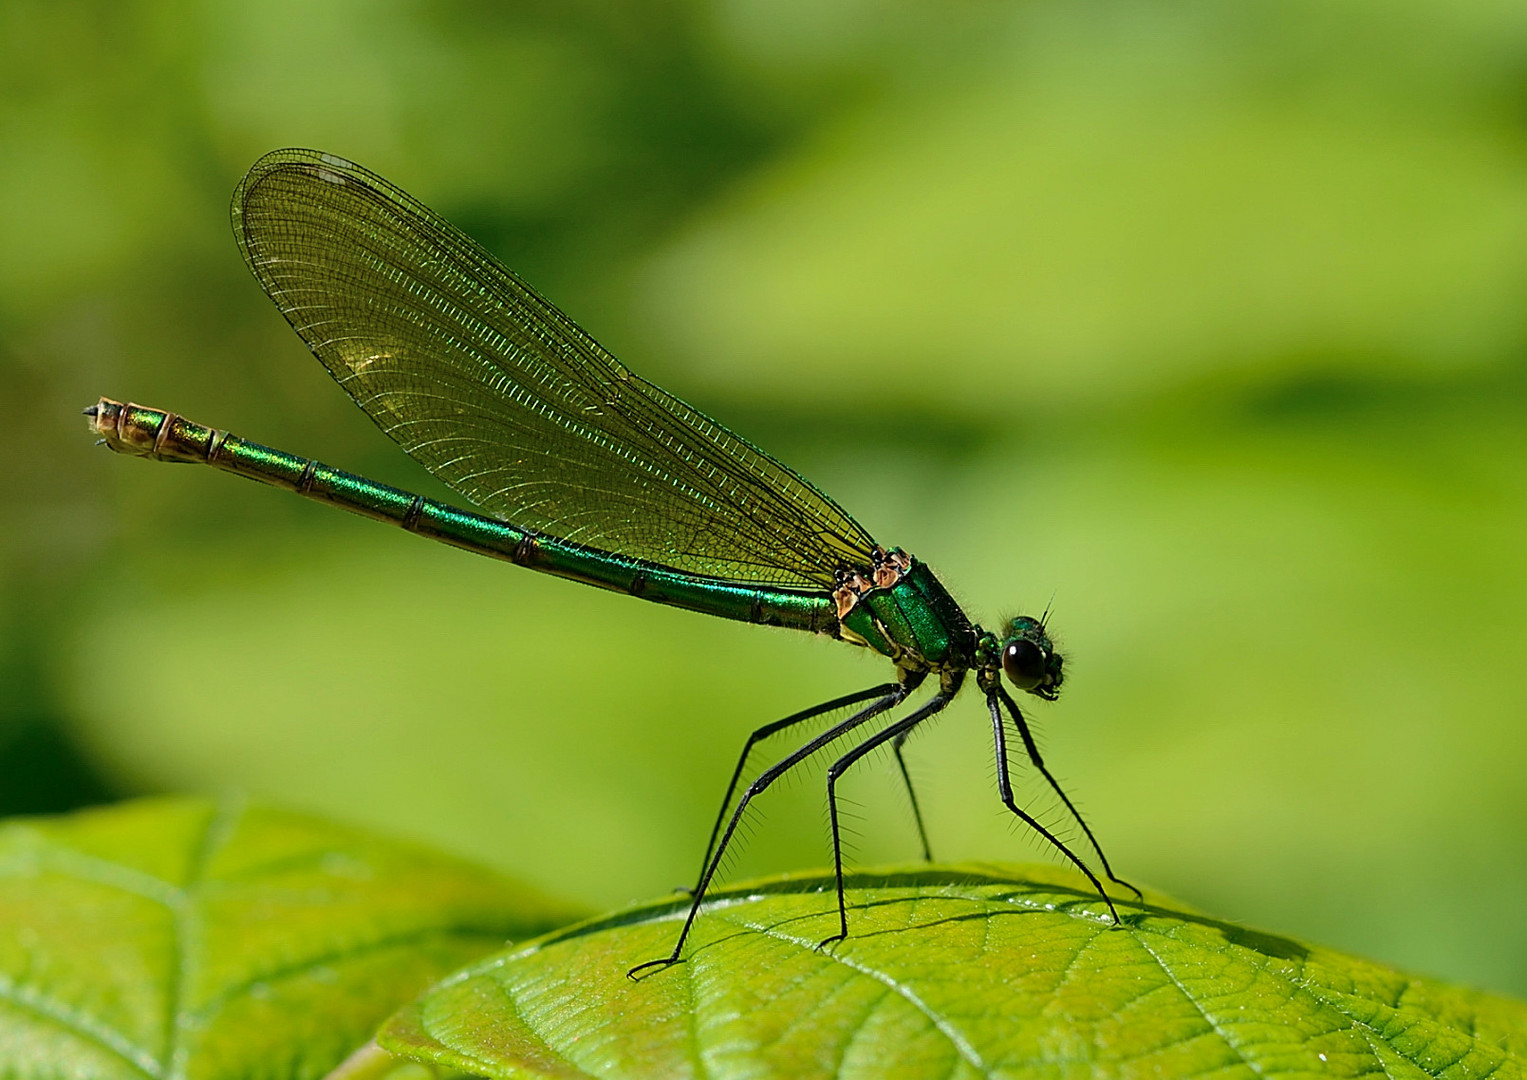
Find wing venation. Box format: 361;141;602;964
231;149;877;589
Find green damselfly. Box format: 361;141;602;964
87;149;1138;977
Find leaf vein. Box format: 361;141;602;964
728;916;989;1077
0;975;163;1079
488;970;606;1080
1133;931;1267;1080
191;925;511;1018
15;845;184;906
1313;989;1506;1080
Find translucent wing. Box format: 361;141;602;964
232;149;877;589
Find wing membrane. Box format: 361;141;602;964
232;149;877;589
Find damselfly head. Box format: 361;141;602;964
1001;615;1064;700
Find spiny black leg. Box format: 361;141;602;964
987;691;1124;925
690;682;901;889
996;686;1142;901
890;729;933;862
626;684;911;980
820;691;955;949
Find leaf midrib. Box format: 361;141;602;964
163;798;243;1080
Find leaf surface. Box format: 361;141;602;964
379;863;1527;1080
0;797;580;1080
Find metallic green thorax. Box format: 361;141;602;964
88;400;837;635
837;558;977;674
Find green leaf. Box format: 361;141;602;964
0;796;582;1080
379;863;1527;1080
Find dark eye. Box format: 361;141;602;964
1002;639;1046;690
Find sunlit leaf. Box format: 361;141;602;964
380;862;1527;1080
0;797;581;1080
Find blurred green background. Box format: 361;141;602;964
4;0;1527;997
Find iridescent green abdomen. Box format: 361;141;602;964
87;400;838;636
837;557;976;672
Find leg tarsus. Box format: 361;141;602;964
626;954;684;981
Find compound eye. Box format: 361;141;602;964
1002;638;1046;691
